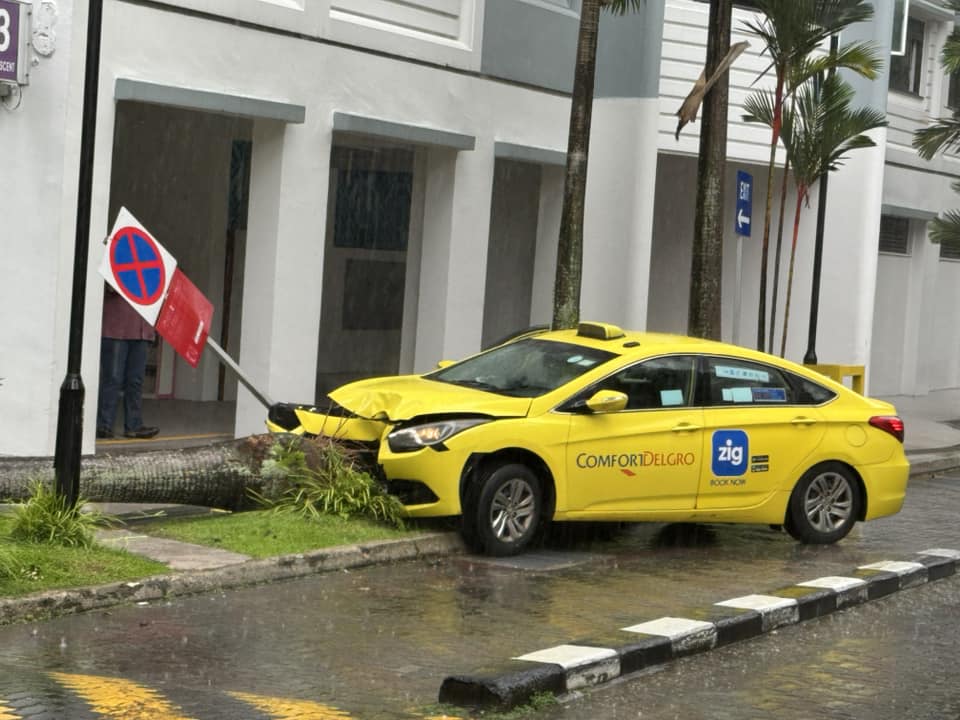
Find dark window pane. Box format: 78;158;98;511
949;70;960;109
787;373;837;405
940;239;960;260
334;169;412;250
879;215;910;255
889;17;925;95
342;259;406;330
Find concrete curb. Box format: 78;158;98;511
0;531;466;626
903;453;960;479
438;549;960;711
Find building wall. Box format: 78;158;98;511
870;0;960;397
0;0;78;456
6;0;960;458
658;1;785;164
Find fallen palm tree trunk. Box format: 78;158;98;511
0;438;270;510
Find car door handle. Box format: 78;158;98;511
672;422;701;432
791;417;818;426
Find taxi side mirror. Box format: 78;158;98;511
436;359;455;369
585;390;628;414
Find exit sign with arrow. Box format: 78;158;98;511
735;170;752;237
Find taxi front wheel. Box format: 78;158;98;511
470;463;543;557
785;462;861;544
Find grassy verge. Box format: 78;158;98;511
0;515;168;598
143;509;417;558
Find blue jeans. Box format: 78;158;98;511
97;338;149;433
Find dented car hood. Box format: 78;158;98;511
329;375;533;423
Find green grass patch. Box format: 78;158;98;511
143;509;415;558
0;515;168;598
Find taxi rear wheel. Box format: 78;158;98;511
471;463;543;557
785;462;860;544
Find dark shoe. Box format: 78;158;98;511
124;426;159;439
96;428;114;439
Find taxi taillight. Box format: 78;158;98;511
869;415;904;443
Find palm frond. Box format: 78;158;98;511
942;29;960;74
742;89;778;128
603;0;646;15
929;211;960;247
783;73;885;187
793;41;882;86
815;0;875;36
913;116;960;161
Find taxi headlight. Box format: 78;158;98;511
387;418;490;452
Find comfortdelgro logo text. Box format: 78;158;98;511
576;451;696;469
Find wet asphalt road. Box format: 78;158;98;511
0;472;958;719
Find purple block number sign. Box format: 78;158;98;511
0;0;21;85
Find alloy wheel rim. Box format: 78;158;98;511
490;478;536;543
803;471;853;533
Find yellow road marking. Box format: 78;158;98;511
228;691;352;719
0;700;19;720
49;672;195;720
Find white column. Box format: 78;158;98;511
235;115;330;436
903;220;939;394
530;165;564;326
414;140;495;370
581;97;659;330
815;129;887;379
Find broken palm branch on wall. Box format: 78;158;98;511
675;41;750;140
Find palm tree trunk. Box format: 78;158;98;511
688;0;732;340
768;157;791;353
757;78;785;351
0;441;259;510
780;189;806;358
553;0;603;330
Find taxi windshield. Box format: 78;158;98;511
429;338;618;398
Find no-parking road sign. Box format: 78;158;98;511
98;207;177;326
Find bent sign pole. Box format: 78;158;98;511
206;338;274;410
54;0;104;507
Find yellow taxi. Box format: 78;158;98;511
266;322;909;556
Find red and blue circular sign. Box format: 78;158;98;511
109;226;167;306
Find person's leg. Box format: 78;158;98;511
96;337;126;436
121;339;148;434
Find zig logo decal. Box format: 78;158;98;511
712;430;748;477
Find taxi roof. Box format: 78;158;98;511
539;323;730;355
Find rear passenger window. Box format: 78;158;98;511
704;357;792;406
787;372;837;405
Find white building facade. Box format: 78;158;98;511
0;0;955;458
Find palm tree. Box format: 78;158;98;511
688;0;734;340
744;0;878;352
751;72;885;356
552;0;644;330
913;0;960;246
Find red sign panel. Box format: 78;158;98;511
155;269;213;368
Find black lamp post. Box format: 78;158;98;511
53;0;104;506
803;33;839;366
